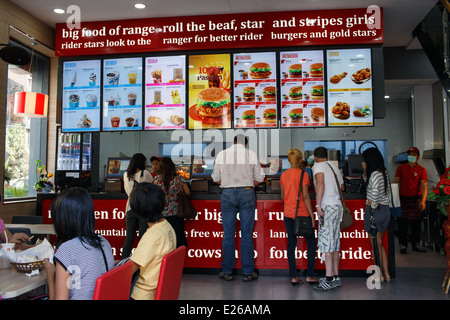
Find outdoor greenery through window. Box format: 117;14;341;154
3;41;49;200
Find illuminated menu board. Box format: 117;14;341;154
188;54;231;130
62;60;101;132
102;57;143;131
145;55;186;130
280;50;325;127
326;48;373;127
233;52;277;128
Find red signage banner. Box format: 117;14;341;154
41;197;387;271
55;8;383;57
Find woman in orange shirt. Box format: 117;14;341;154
280;149;318;286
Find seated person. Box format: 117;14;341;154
129;182;176;300
0;218;30;250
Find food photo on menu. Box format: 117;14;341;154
102;57;143;131
326;48;373;126
145;55;186;130
62;60;101;132
280;50;325;127
188;54;231;129
233;52;278;128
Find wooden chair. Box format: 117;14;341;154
93;260;134;300
154;245;186;300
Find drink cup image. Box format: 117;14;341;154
1;243;15;268
86;94;98;108
69;94;80;108
111;116;120;128
128;92;137;105
125;117;135;127
128;71;138;84
132;114;139;127
107;71;120;85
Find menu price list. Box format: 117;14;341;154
233;52;278;128
326;48;373;127
62;60;101;132
102;57;143;131
279;50;325;128
145;55;186;130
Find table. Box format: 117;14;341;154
0;267;47;299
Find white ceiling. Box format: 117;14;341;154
8;0;441;101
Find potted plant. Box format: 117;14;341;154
33;160;54;193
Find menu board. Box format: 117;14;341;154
233;52;277;128
280;50;325;128
145;55;186;130
326;48;373;126
62;60;101;132
188;54;231;129
102;57;143;131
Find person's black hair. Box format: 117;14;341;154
233;134;248;145
126;153;147;181
314;146;328;159
129;182;166;223
160;157;177;191
362;147;388;195
50;187;102;250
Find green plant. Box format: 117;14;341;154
33;160;54;191
428;166;450;216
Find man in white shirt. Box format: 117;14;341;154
211;134;265;282
312;147;344;291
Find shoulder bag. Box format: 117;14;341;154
177;178;197;220
326;162;353;229
293;170;314;237
367;206;378;237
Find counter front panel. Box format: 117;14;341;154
38;194;389;272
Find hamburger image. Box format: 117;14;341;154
250;62;272;79
195;88;230;118
241;110;255;125
289;108;303;123
263;108;277;124
289;86;302;100
288;64;302;78
310;107;324;122
262;86;276;101
310;85;324;100
310;63;324;77
242;86;255;101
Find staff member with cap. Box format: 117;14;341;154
211;134;265;282
394;147;428;254
150;156;162;179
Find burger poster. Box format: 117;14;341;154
233;52;278;128
145;55;186;130
188;54;231;129
326;48;373;127
62;59;101;132
280;50;325;127
102;57;143;131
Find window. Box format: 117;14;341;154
3;41;49;200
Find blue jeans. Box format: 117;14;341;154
284;217;317;278
221;187;256;275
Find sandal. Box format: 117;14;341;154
291;278;304;286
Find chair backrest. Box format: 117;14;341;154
11;215;44;224
154;245;186;300
93;260;134;300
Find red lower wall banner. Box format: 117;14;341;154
40;197;387;271
55;8;383;57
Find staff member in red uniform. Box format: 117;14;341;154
394;147;428;254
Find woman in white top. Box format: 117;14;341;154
362;147;391;282
122;153;153;258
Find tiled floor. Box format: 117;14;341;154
178;240;449;301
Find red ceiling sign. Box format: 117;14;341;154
55;8;383;57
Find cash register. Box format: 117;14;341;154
104;157;130;193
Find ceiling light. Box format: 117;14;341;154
53;8;65;14
134;4;146;9
384;95;390;99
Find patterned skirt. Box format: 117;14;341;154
400;195;423;220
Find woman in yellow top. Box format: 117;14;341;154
280;149;318;286
128;182;176;300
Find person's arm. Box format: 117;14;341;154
183;183;190;196
420;179;427;212
280;184;284;200
0;228;29;245
44;259;70;300
393;176;400;184
302;184;315;228
315;172;325;217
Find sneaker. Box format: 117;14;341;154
313;279;334;291
242;271;258;282
333;277;341;288
219;271;233;281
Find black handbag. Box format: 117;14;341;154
367;206;378;237
293;170;313;237
177;191;198;220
